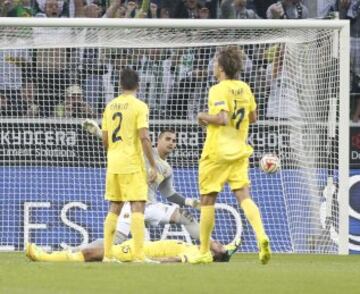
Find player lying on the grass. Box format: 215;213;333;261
82;123;200;245
26;238;241;263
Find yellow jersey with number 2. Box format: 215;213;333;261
201;80;256;162
102;94;149;174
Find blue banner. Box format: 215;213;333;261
349;170;360;254
1;166;349;253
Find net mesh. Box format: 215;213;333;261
0;24;341;253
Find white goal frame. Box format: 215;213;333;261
0;18;350;254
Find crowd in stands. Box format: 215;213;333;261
0;0;359;121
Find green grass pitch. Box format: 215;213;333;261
0;253;359;294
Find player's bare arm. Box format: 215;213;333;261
197;110;229;126
249;110;257;124
102;130;109;151
139;127;157;182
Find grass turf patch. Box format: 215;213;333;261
1;253;359;294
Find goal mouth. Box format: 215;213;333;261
0;19;349;254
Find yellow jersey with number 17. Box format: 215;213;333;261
102;94;149;174
201;80;256;162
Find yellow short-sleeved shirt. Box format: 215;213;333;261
111;240;198;262
102;94;149;174
201;80;256;162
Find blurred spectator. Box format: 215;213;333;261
34;0;69;17
54;84;95;118
0;48;32;96
18;81;41;117
351;46;360;122
8;44;75;117
172;0;214;18
344;0;360;122
198;3;211;18
103;0;126;17
168;57;209;120
204;0;218;18
265;44;301;119
74;0;109;114
83;2;102;17
26;0;76;117
267;0;309;19
74;0;103;17
1;0;33;17
0;22;33;114
160;6;170;17
79;47;108;113
117;0;151;18
150;48;197;108
352;94;360;122
168;64;206;119
245;0;257;10
1;0;16;16
246;45;268;119
316;0;352;18
0;91;15;116
0;0;11;16
124;0;138;17
137;48;171;114
147;0;160;18
252;0;276;18
347;0;360;91
221;0;261;19
101;48;131;102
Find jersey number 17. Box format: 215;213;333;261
231;101;245;130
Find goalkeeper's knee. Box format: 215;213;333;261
172;209;200;239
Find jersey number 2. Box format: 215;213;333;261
232;101;245;130
112;112;123;142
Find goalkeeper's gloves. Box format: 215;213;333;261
82;119;102;139
184;198;201;209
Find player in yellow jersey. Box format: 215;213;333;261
101;67;157;262
25;238;241;263
192;46;271;264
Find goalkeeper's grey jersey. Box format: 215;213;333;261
145;148;176;203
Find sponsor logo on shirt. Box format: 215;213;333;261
214;101;225;106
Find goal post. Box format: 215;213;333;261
338;22;350;255
0;18;350;254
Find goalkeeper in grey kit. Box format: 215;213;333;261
83;120;200;244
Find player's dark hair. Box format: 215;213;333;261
217;46;243;79
120;67;139;91
158;128;176;139
212;251;230;262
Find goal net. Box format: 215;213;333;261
0;19;349;254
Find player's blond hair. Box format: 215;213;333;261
217;46;244;79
